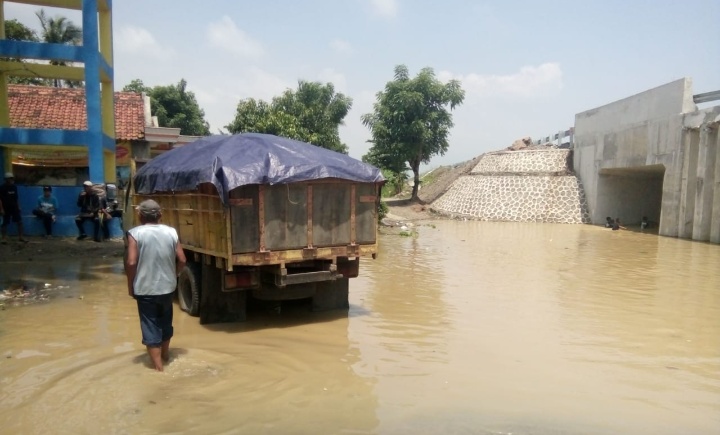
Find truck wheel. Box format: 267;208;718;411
178;262;201;316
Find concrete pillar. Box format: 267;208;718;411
709;128;720;243
0;0;9;129
104;149;116;183
0;1;7;175
692;126;718;241
678;129;699;238
83;0;105;183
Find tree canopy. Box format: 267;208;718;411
362;65;464;201
5;19;39;42
36;9;82;88
2;19;46;85
225;81;352;153
122;79;211;136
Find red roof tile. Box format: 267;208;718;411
7;85;145;140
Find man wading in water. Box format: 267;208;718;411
124;200;186;371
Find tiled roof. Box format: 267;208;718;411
7;85;146;140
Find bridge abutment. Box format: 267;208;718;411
574;78;720;243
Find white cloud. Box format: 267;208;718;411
191;67;294;132
206;16;263;57
341;90;377;160
330;39;353;54
317;68;348;92
369;0;399;18
439;63;563;98
115;26;175;60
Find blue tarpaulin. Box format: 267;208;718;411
133;133;384;203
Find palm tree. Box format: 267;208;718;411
36;9;82;88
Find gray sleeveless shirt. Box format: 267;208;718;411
128;224;179;296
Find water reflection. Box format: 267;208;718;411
1;222;719;434
359;227;450;370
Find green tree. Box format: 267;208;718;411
36;9;82;88
2;19;47;85
226;81;352;153
121;79;150;94
123;79;211;136
5;19;39;41
362;65;464;202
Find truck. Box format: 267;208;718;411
132;133;384;324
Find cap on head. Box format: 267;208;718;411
136;199;161;218
83;180;93;187
43;185;52;192
4;172;14;179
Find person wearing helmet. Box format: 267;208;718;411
0;172;28;244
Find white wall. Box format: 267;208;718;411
574;77;720;243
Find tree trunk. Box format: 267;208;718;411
410;159;421;202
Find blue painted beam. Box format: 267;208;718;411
0;40;84;63
0;128;88;145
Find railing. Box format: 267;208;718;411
693;90;720;104
533;127;574;148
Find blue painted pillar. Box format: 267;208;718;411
83;0;104;183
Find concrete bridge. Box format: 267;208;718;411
574;78;720;243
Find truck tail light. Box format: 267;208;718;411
224;270;258;291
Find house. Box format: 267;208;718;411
3;85;197;237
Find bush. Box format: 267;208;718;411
381;169;408;197
377;200;388;222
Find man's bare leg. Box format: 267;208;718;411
161;339;171;362
147;346;163;371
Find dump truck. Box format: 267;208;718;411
132;133;384;324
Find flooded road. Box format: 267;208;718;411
1;221;719;434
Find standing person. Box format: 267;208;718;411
33;186;59;237
0;172;28;244
75;180;101;241
124;200;186;372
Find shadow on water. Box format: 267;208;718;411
198;296;372;334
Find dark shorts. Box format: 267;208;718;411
1;209;21;225
136;293;174;347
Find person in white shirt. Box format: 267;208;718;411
124;199;186;372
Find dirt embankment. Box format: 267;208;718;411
383;157;478;223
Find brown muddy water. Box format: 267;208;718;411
0;221;719;434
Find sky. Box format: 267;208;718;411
5;0;720;168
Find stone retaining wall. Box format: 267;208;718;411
432;150;590;224
471;149;571;175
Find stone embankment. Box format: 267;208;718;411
431;149;590;224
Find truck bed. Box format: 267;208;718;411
135;180;379;269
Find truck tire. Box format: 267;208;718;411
178;262;201;316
